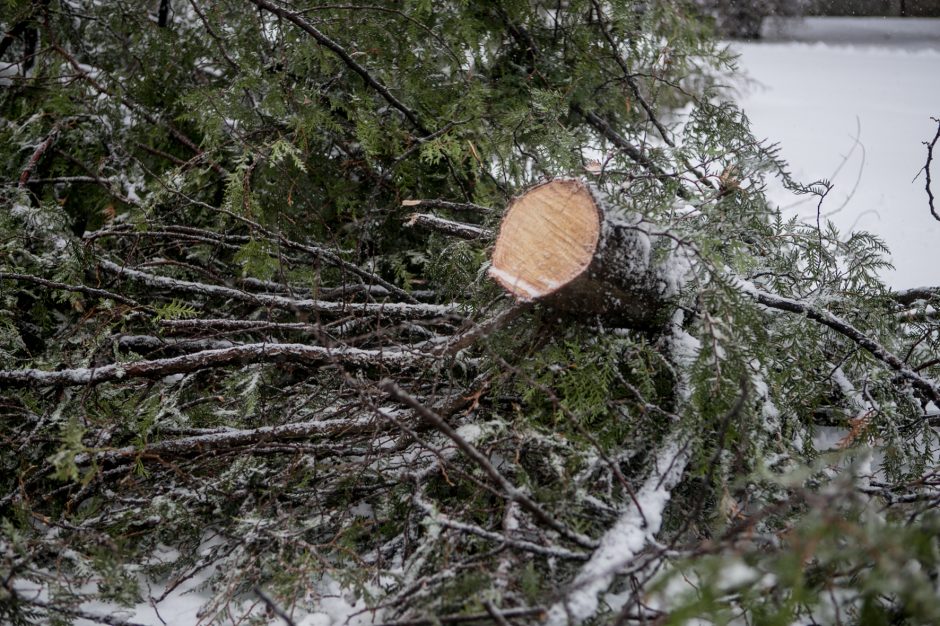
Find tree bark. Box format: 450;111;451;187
488;178;682;329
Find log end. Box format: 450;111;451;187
488;179;601;301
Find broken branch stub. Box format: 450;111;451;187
489;178;679;328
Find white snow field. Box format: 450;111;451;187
732;17;940;289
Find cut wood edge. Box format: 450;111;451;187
488;178;601;301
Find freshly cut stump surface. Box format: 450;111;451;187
489;177;675;329
489;179;601;300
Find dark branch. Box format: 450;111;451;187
922;116;940;222
0;272;145;309
746;286;940;404
381;379;597;549
572;104;690;200
246;0;430;135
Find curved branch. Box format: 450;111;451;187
921;116;940;222
745;285;940;404
246;0;430;135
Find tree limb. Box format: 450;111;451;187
406;213;492;240
0;271;145;309
82;413;378;465
401;199;493;214
745;285;940;404
381;379;597;549
18;123;62;188
892;286;940;306
246;0;430;135
0;342;428;388
571;104;690;199
98;259;457;320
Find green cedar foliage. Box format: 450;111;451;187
1;1;938;624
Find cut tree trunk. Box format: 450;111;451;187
488;178;682;328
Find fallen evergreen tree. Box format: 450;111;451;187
2;1;940;624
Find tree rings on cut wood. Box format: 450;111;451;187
489;178;682;328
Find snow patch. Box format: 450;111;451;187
487;266;546;299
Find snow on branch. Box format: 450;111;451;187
82;413;379;465
546;436;691;625
0;343;430;388
892;285;940;306
406;212;493;240
400;198;493;214
743;285;940;404
99;259;458;320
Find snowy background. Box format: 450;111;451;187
732;17;940;289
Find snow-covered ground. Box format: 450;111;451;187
732;17;940;289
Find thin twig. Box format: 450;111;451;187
919;117;940;222
246;0;430;135
381;379;597;549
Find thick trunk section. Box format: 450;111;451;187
489;178;680;328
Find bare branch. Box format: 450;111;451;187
406;213;492;240
0;342;428;388
159;318;325;334
401;199;493;214
98;259;457;320
83;413;377;465
381;379;597;549
920;116;940;222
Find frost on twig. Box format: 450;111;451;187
546;437;691;626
